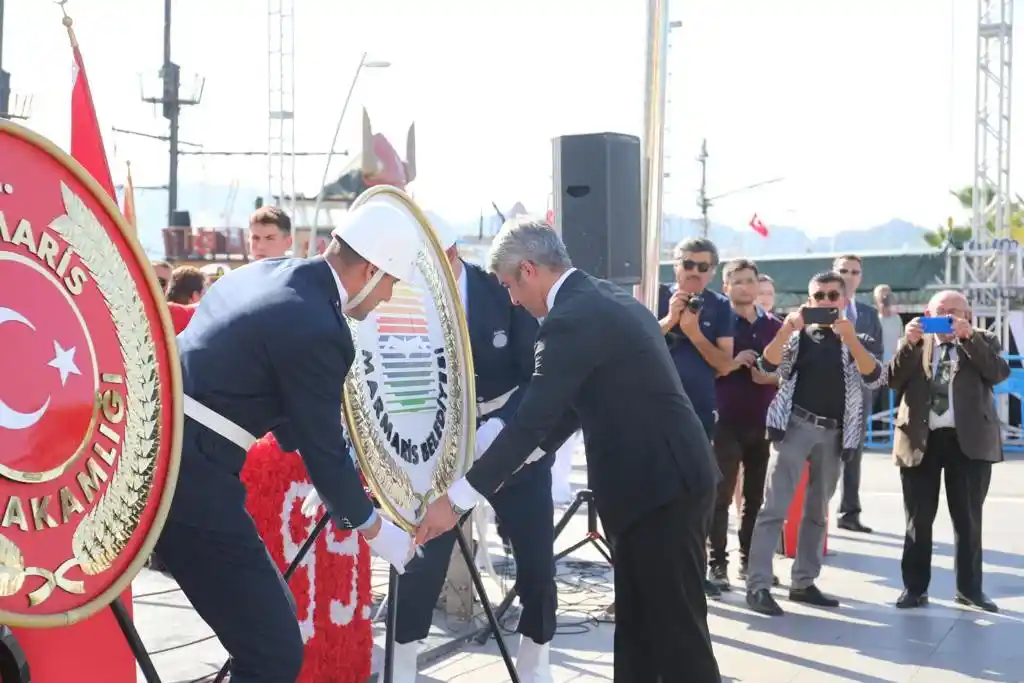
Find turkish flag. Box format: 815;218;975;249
749;213;769;237
69;33;115;200
122;162;137;230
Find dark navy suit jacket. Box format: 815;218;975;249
463;261;555;475
170;257;373;536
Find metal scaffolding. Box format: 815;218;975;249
947;0;1018;439
267;0;296;218
955;0;1018;343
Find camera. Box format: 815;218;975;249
685;295;704;314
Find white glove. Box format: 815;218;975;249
301;489;323;518
475;418;504;460
365;517;417;574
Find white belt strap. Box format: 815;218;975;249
477;387;518;418
183;394;258;451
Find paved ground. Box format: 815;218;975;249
135;448;1024;682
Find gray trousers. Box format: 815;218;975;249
746;413;843;592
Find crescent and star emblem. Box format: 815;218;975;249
0;306;80;431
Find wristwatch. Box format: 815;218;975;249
450;496;470;519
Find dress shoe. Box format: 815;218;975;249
704;578;722;599
955;591;999;613
837;516;873;533
391;640;420;683
516;635;554;683
896;590;928;609
708;565;731;592
789;584;839;607
746;589;784;616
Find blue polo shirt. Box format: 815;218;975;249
657;285;734;434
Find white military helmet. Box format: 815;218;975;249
331;197;421;282
422;210;458;250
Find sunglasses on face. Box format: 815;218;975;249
681;260;712;274
838;268;861;276
812;290;841;302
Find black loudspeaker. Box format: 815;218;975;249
552;133;642;285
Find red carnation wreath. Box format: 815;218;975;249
241;435;372;683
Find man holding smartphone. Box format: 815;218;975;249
888;290;1008;613
744;272;885;616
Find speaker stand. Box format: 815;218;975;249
474;489;612;645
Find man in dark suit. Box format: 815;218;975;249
833;254;883;533
157;199;423;683
415;218;722;683
887;289;1008;613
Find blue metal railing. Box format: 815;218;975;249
865;354;1024;453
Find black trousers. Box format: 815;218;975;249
394;461;557;644
156;518;304;683
613;492;721;683
900;428;992;596
708;423;770;569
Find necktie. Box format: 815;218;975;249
846;302;857;323
930;343;954;415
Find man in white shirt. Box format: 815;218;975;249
415;218;722;683
887;290;1008;613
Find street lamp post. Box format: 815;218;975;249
140;0;205;229
305;54;391;256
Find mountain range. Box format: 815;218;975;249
129;182;936;260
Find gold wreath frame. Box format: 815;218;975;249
341;185;476;533
0;119;184;628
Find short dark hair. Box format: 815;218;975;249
722;258;758;281
249;206;292;236
673;237;719;265
833;254;862;265
166;266;206;304
810;271;847;294
326;236;369;267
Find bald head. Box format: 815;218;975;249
927;290;970;318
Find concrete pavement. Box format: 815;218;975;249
133;448;1024;682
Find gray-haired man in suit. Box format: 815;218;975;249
833;254;883;533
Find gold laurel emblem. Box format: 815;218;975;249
0;181;160;606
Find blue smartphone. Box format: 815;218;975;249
919;316;954;334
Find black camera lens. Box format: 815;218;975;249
686;296;704;313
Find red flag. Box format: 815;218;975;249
749;213;769;237
122;161;137;232
67;19;115;199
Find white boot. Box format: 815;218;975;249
516;635;553;683
391;640;420;683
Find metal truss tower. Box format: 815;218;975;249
267;0;296;220
957;0;1016;341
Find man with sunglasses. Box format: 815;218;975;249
833;255;884;534
745;272;884;616
657;238;734;598
657;238;735;440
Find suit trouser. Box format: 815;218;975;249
746;415;842;592
156;518;304;683
708;423;770;569
900;428;992;596
612;491;721;683
839;389;872;519
394;462;557;644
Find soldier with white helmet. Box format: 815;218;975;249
155;195;424;683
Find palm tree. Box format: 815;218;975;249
923;184;1024;248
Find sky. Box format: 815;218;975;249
3;0;1021;236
